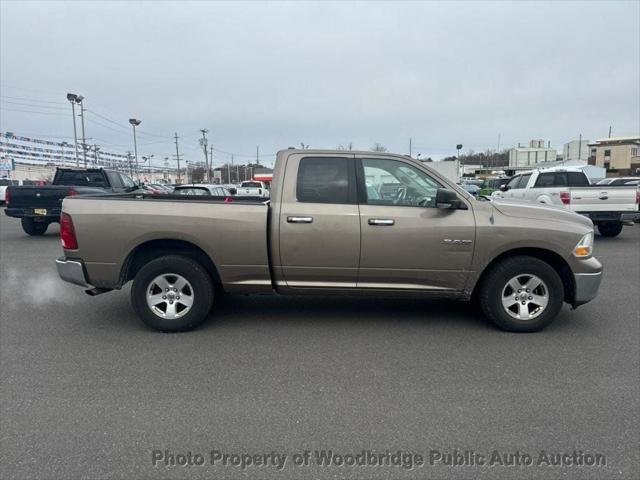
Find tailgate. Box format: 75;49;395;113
570;186;638;212
7;186;73;210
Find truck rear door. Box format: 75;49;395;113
276;154;360;288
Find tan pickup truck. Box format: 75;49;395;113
56;149;602;333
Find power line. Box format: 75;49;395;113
0;95;66;106
0;107;68;116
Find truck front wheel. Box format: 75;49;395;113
479;256;564;332
597;222;623;237
21;218;48;236
131;255;214;332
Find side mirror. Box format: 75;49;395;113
436;188;463;209
499;184;509;192
228;187;237;195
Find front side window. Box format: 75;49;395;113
567;172;589;186
506;176;521;189
120;174;136;188
517;174;532;188
296;157;354;204
360;158;441;207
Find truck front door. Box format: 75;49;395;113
356;157;475;291
277;155;361;288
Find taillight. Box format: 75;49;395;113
4;188;9;205
560;191;571;205
60;213;78;249
636;190;639;205
67;189;78;197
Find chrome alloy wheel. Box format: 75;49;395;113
501;274;549;321
146;273;194;319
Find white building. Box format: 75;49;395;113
563;140;590;162
508;140;557;168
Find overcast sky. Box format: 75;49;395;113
1;0;639;165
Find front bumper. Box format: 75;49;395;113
56;257;89;287
573;271;603;307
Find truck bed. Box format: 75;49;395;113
61;194;272;292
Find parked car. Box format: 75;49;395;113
491;167;639;237
0;179;21;205
596;177;640;186
57;149;602;333
149;184;174;193
459;183;481;196
173;184;236;196
237;180;269;198
4;168;138;235
479;177;508;197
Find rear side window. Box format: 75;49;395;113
505;176;520;189
297;157;355;204
567;172;589;186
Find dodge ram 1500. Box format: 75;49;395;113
56;149;603;333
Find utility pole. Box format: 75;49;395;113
78;97;87;167
199;129;209;182
409;137;412;158
174;132;182;184
256;145;259;166
227;156;232;184
210;145;214;183
608;126;612;138
234;155;239;184
578;133;582;161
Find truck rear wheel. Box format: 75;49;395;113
597;222;623;237
131;255;214;332
479;256;564;332
21;218;48;236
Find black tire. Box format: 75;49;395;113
479;256;564;333
597;222;623;237
21;217;48;236
131;255;214;332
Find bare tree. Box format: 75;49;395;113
300;142;310;149
370;143;387;152
337;142;354;151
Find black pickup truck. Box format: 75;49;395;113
4;168;138;235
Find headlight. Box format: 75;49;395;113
573;231;594;258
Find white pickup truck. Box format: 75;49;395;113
492;167;639;237
236;180;270;198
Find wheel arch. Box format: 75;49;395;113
119;238;222;288
472;247;575;304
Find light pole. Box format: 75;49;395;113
142;155;154;181
129;118;141;181
456;144;463;159
75;96;87;167
60;141;69;167
66;93;80;166
93;144;100;167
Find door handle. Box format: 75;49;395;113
368;218;395;226
287;216;313;223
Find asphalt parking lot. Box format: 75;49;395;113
1;210;638;480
